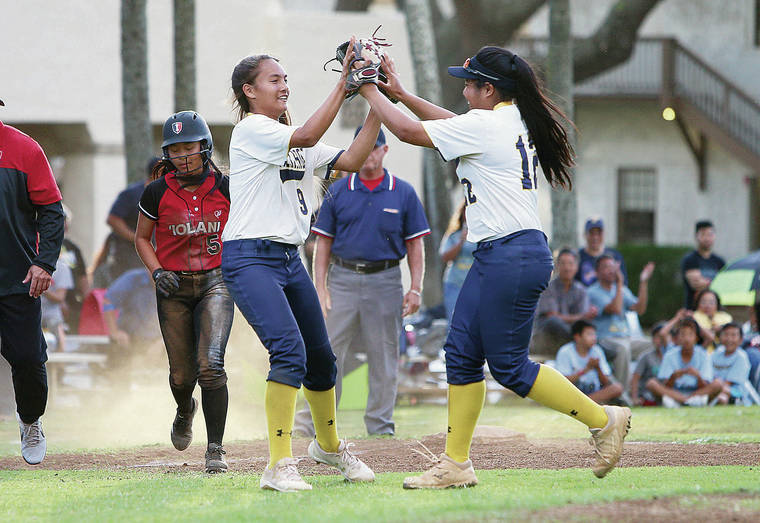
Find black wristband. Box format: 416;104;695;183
152;268;163;281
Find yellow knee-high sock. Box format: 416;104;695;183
527;364;609;429
303;386;340;453
265;380;298;468
444;381;486;463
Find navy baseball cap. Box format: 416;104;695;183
447;55;518;90
585;217;604;232
355;125;386;148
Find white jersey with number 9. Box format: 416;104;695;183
421;102;542;243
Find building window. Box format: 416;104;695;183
618;167;656;245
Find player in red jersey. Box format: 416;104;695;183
135;111;233;473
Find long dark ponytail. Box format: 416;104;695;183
475;46;575;189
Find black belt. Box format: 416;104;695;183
177;267;219;276
332;257;399;274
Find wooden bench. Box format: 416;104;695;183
46;335;111;398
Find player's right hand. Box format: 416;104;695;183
317;286;332;319
23;264;52;298
377;54;406;101
153;268;181;298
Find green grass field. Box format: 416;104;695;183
1;401;759;521
1;466;757;522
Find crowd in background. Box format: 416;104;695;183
42;163;760;410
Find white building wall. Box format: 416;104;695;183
576;100;750;259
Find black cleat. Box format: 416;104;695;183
170;398;197;451
205;443;228;474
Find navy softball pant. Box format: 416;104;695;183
221;239;336;391
444;229;553;397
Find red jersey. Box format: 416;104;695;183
138;170;230;272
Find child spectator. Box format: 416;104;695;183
712;323;751;405
555;320;623;404
692;289;732;352
631;319;671;406
647;317;720;407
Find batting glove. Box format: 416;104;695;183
153;268;181;298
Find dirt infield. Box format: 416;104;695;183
1;428;758;473
529;494;760;522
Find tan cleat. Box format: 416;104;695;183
403;453;478;489
260;457;313;492
589;405;632;478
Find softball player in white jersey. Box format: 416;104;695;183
358;45;632;488
222;46;379;492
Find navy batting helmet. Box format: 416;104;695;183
161;111;213;162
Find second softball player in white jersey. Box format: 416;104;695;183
223;113;342;245
421;102;542;243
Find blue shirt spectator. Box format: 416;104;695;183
575;218;628;286
555;341;613;395
312;170;430;261
658;344;713;394
587;283;637;338
103;268;160;343
712;345;750;399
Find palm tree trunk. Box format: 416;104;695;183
403;0;451;307
547;0;577;249
173;0;196;111
121;0;152;184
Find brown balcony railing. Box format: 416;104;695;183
512;37;760;169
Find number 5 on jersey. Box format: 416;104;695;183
516;135;538;190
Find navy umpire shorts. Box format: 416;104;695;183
222;239;336;391
444;229;553;397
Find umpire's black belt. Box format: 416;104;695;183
332;256;399;274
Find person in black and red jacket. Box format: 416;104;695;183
0;98;64;465
135;111;233;474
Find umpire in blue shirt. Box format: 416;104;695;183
295;127;430;436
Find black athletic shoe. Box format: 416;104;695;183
170;398;197;451
205;443;228;474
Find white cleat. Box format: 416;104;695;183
260;457;312;492
18;415;46;465
308;439;375;482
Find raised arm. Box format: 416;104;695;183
289;38;357;149
359;84;434;148
333;110;381;172
377;55;456;121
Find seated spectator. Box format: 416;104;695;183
646;317;721;408
711;323;751;405
102;268;160;349
40;257;74;352
630;317;676;406
575;217;628;287
692;289;732;352
59;204;89;333
531;248;597;356
102;157;160;286
555;320;623;404
439;201;476;320
588;254;655;388
741;301;760;391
